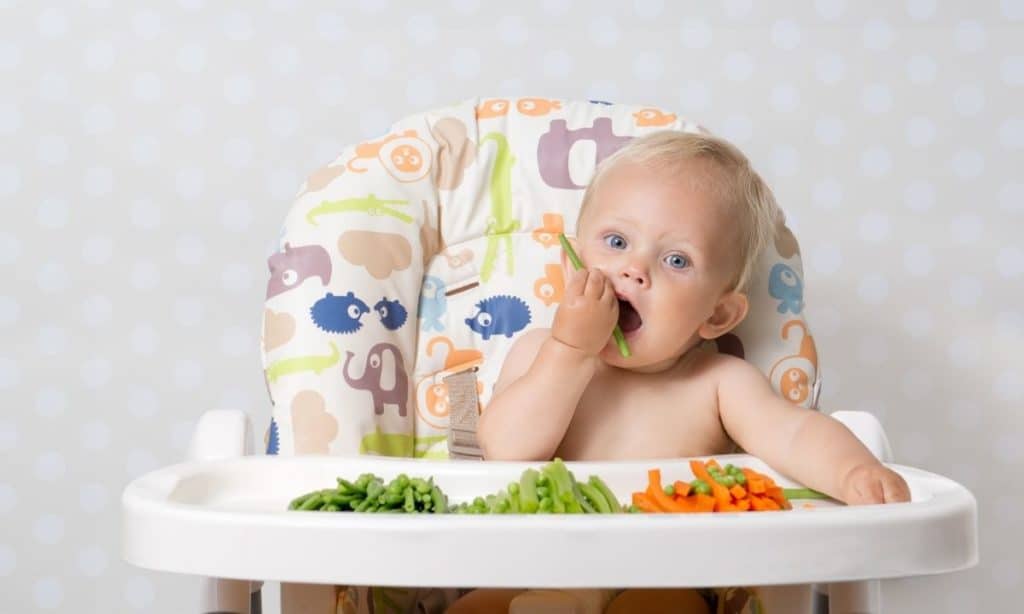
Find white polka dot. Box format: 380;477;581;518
723;0;752;18
997;247;1024;278
360;44;392;77
222;137;253;169
1004;0;1024;19
133;9;161;39
268;43;300;73
33;514;64;545
723;52;754;81
84;166;113;197
901;368;932;400
224;74;253;105
176;234;206;266
221;263;254;293
37;134;69;165
82;420;111;450
175;167;204;202
128;324;159;356
954;20;986;52
130;199;161;230
35;451;66;481
862;20;894;50
131;135;161;165
860;146;892;177
132;72;162;102
405;14;438;45
949;275;983;307
1002;56;1024;86
36;388;66;419
0;164;20;197
126;448;160;478
131;260;159;291
589;15;619;46
81;357;112;389
451;47;480;79
223;10;254;40
1001;117;1024;149
84;40;115;72
810;305;841;338
947;336;981;369
679;18;713;49
0;544;13;576
78;545;108;576
82;104;114;135
812;178;843;210
37;7;68;38
311;12;344;42
771;19;800;49
174;297;204;327
269;167;300;201
808;243;842;276
718;115;753;144
268;107;299;138
497;15;529;45
950;149;985;179
317;76;346;106
906;0;935;20
0;40;21;71
80;294;113;328
170;419;195;452
902;308;933;338
858;273;889;304
33;577;63;609
771;145;800;177
221;199;252;233
906;54;937;83
996;310;1024;338
176;41;205;73
37;262;70;294
0;357;18;392
543;50;573;79
0;231;19;265
79;483;109;513
953;84;985;116
358;108;389;138
950;213;983;244
39;72;68;102
0;102;19;135
815;0;845;20
633;51;663;81
678;81;711;112
769;84;800;112
221;325;252;357
905;116;935;148
404;74;437;107
124;575;156;608
861;83;891;113
0;296;18;328
176;359;203;390
903;244;933;276
37;197;69;228
904;180;935;212
1000;182;1024;212
540;0;570;16
38;325;69;356
815;115;845;145
633;0;663;18
994;369;1024;401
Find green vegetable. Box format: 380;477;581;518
579;482;612;514
557;233;631;358
519;469;540;513
781;487;830;500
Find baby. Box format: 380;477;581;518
447;130;910;614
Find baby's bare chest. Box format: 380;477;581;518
555;369;735;460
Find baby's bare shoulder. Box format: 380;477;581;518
492;327;550;395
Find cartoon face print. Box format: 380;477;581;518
311;291;371;334
373;297;408;331
769;263;804;314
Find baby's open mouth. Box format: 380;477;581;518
617;298;643;333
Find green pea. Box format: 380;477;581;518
734;473;747;485
663;484;675;497
721;476;736;487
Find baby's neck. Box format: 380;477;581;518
605;337;712;377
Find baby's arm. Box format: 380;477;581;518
477;268;619;461
715;357;910;504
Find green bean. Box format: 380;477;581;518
536;486;550;498
579;482;612;514
430;486;446;513
412;478;432;494
366;479;384;501
403;487;416;512
289;492;314;510
354;498;373;512
324;504;340;512
299;493;324;511
519;469;540;513
589;477;622;514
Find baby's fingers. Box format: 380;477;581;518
881;472;911;503
584;269;606;298
566;269;588;297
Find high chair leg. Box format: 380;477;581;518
827;581;879;614
280;583;339;614
199;577;251;614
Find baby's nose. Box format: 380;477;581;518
620;265;649;288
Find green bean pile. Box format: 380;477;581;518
288;473;448;513
449;459;625;514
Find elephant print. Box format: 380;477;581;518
343;343;410;417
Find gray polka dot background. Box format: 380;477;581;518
1;0;1020;611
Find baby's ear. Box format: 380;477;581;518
699;291;749;340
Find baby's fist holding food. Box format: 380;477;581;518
839;462;911;505
552;268;619;356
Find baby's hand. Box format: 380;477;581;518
839;462;911;505
551;269;618;356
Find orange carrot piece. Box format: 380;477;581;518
762;498;781;511
749;496;768;511
690;460;732;507
646;468;689;512
705;458;721;470
729;484;747;500
673;480;691;497
632;492;660;513
748;479;766;494
735;499;751;511
694;493;716;512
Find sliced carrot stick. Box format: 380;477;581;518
690;460;732;507
632;492;660;513
729;484;747;500
673;480;691;497
694;493;716;512
705;458;721;470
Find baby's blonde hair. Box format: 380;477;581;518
578;130;780;295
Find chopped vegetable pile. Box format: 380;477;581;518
288;473;448;513
450;459;623;514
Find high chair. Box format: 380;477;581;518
121;97;978;614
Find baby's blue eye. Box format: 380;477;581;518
604;234;627;249
665;254;690;269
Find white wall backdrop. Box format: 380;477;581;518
2;0;1021;611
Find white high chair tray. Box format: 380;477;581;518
122;454;977;588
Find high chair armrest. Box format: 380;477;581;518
829;410;894;463
187;408;252;462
